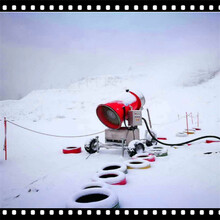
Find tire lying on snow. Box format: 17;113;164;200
62;146;81;154
176;132;187;137
98;162;128;174
124;159;151;169
66;188;119;208
92;170;127;185
132;152;156;162
127;140;146;157
81;181;110;190
147;146;168;157
84;137;100;154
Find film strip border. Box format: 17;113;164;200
1;208;220;216
1;0;220;12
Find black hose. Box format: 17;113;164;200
142;117;220;146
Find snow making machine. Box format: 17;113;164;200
84;89;157;157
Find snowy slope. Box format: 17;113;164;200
0;72;220;208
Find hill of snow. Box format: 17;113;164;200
0;72;220;208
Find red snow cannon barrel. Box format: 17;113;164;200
96;90;145;129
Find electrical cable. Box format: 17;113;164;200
142;117;220;146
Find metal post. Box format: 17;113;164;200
146;108;152;129
4;117;7;160
186;112;189;135
121;139;125;157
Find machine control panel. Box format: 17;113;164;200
128;110;142;126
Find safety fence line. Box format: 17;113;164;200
178;112;199;118
148;111;200;140
151;112;199;126
6;119;105;138
1;112;199;160
152;116;185;126
1;118;105;160
146;108;188;128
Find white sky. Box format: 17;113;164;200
0;13;220;100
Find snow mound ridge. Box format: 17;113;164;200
183;69;220;87
0;74;143;121
68;74;144;91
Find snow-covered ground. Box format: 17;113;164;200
0;71;220;208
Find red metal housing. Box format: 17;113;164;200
96;90;145;129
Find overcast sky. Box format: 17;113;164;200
0;13;220;100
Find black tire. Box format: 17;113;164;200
127;140;145;157
147;146;168;157
135;142;145;153
127;149;136;157
84;138;99;154
145;130;157;146
146;140;153;147
66;188;119;208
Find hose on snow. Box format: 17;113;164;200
142;117;220;147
